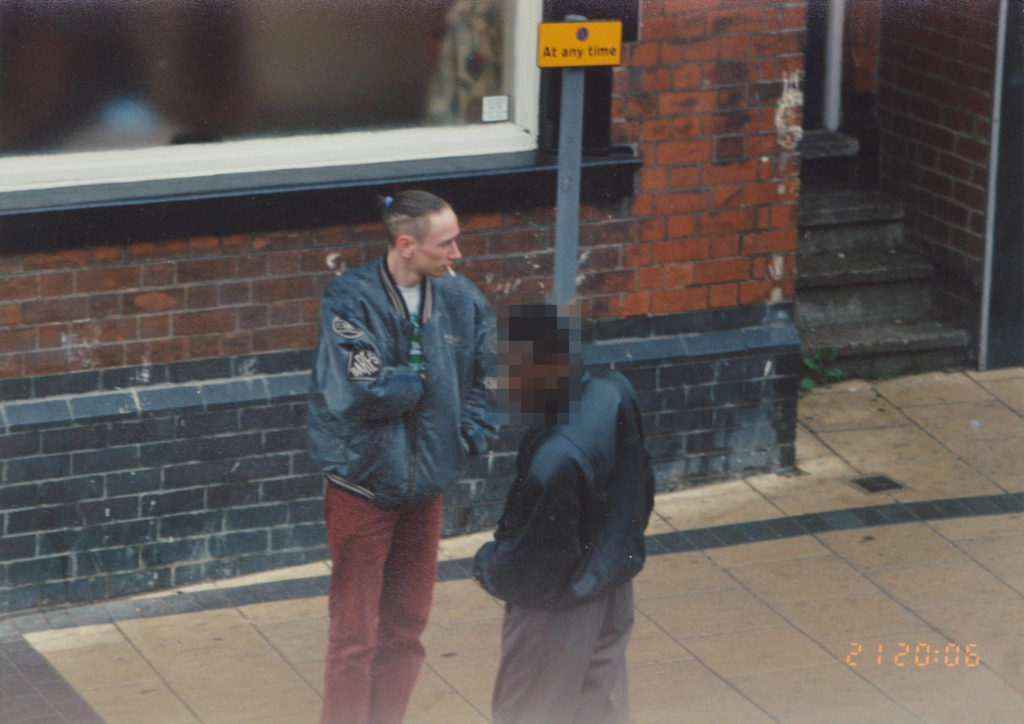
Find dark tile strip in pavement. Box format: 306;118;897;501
0;624;103;724
0;491;1019;724
647;492;1023;553
5;492;1020;636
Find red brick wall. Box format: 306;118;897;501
845;0;881;97
877;0;998;324
613;1;802;318
0;230;327;378
0;1;805;380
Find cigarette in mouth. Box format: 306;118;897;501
446;265;455;277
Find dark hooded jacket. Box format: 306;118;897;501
307;256;496;508
473;369;655;609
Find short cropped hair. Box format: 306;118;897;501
379;190;451;246
499;303;580;363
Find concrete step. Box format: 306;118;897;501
796;250;935;325
799;319;970;378
797;249;934;288
798;130;860;188
798;189;905;255
799;129;859;160
798;189;904;226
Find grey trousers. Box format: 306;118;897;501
492;582;634;724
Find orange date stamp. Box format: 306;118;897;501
847;641;980;668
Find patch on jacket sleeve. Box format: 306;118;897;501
332;316;364;339
347;349;382;381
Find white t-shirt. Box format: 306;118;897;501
398;283;422;317
398;283;425;374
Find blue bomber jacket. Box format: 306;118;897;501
473;369;655;609
307;256;496;508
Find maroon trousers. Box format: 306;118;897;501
320;484;443;724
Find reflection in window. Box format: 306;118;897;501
0;0;509;156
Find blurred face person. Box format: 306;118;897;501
502;340;571;416
498;303;580;427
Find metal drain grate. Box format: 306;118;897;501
850;474;905;493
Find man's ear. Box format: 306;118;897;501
395;233;417;259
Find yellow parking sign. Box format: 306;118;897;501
537;20;623;68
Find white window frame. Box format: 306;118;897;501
0;1;542;197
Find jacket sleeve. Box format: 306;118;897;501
459;299;498;456
315;297;423;422
473;441;584;607
629;384;656;528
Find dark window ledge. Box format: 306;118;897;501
0;149;639;247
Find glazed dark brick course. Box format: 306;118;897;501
137;386;204;414
72;447;140;475
0;432;40;459
141;440;200;466
226;504;290;531
7;506;79;536
77;548;140;576
208;531;268;558
8;556;69;586
197;433;263;461
3;454;70;484
288;499;324;524
1;536;35;562
141;540;207;568
109;419;175;447
162;461;231;490
0;305;798;614
227;455;291;483
270;523;325;551
261;474;322;502
69;393;136;423
77;497;139;525
205;482;260;509
106;570;171;599
33;371;101;398
240;405;304;430
159;512;223;539
140;489;205;517
42;427;109;454
265;428;307;452
176;410;241;437
106;470;161;496
42;476;104;504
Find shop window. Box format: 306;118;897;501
0;0;541;200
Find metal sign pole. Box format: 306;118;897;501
539;14;620;306
552;15;587;307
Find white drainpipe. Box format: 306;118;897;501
823;0;847;131
979;0;1009;370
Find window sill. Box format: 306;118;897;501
0;148;639;215
0;148;640;245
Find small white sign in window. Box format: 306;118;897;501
482;95;510;123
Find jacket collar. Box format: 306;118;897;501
378;255;432;322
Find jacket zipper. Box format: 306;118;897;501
407;416;418;500
389;269;423;503
405;328;418;501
